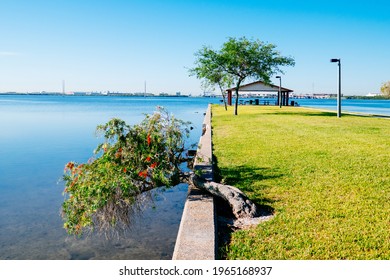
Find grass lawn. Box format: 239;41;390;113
211;105;390;259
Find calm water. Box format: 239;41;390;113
0;95;216;260
294;98;390;116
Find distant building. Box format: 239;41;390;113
201;92;216;98
291;93;336;99
366;93;381;97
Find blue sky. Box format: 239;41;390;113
0;0;389;95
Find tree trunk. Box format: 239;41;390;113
234;89;239;115
234;79;243;115
190;174;259;219
223;96;228;111
218;84;228;111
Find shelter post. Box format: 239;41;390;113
227;90;232;106
286;92;290;106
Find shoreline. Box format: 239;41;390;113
1;92;390;100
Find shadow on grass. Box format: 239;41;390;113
213;156;281;206
263;110;387;119
212;156;280;259
263;110;338;117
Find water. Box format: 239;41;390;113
0;95;216;260
292;98;390;116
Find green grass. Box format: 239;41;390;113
211;105;390;259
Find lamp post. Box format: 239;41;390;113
276;75;282;108
330;58;341;118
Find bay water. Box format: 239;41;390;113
294;98;390;116
0;95;215;260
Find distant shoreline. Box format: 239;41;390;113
0;92;196;98
1;92;389;101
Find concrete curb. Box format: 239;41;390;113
172;104;216;260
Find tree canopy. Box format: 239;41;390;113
190;37;295;115
189;47;233;110
380;81;390;96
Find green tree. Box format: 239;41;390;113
189;47;233;110
190;37;295;115
380;81;390;96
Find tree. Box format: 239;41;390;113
380;81;390;96
62;108;191;235
62;107;260;236
190;37;295;115
189;47;233;110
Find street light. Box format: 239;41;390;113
276;75;282;108
330;58;341;118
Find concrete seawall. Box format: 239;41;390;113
172;104;216;260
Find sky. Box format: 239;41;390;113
0;0;389;95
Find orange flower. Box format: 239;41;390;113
146;156;151;162
115;148;123;158
123;168;127;173
65;162;75;170
147;134;151;146
150;162;158;168
138;170;148;178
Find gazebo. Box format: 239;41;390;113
226;81;294;106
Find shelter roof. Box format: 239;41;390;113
226;81;293;93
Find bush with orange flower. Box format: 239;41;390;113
62;107;192;236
